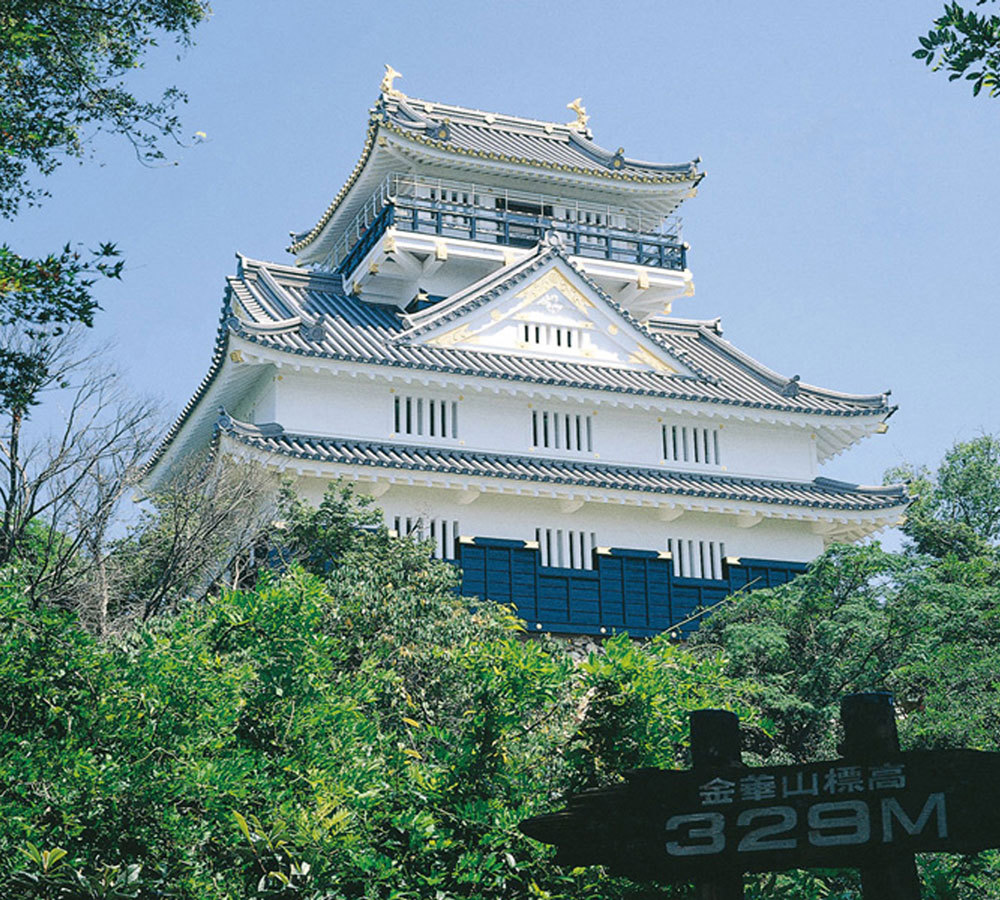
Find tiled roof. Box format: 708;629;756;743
219;413;908;513
231;252;893;418
288;90;701;254
143;251;894;482
379;94;698;181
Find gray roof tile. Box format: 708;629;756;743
289;92;702;255
219;413;907;513
234;252;893;418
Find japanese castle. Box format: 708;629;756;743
146;69;907;637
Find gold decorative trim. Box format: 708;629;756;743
378;119;697;186
288;116;380;254
427;323;478;348
514;268;594;313
291;102;701;256
629;344;677;374
566;97;590;132
380;64;403;97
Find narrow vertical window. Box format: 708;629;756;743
531;408;594;453
394;394;460;441
660;423;722;467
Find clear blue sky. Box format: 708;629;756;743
5;1;999;512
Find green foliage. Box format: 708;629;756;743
0;0;211;217
276;480;382;575
692;543;915;761
0;243;123;423
1;2;208;580
915;1;1000;99
567;634;758;788
695;538;1000;897
0;244;121;333
0;489;753;899
888;435;1000;560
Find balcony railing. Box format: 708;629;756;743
328;174;687;277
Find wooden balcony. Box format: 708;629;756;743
331;174;687;278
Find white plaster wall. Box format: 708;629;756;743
293;476;825;563
269;373;393;439
269;371;818;480
712;420;817;480
247;376;278;424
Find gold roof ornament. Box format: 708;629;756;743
381;64;403;97
566;97;589;132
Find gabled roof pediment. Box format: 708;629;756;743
394;247;696;376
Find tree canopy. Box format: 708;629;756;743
0;0;211;217
0;486;757;899
1;1;210;577
4;433;1000;897
887;434;1000;560
916;1;1000;99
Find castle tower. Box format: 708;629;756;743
145;72;906;636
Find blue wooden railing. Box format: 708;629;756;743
455;537;806;638
336;199;686;277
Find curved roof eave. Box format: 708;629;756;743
645;315;892;411
140;306;233;485
218;413;910;515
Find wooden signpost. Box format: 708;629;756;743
520;693;1000;899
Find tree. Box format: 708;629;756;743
0;484;758;899
1;0;211;217
887;434;1000;560
0;1;209;583
0;330;158;608
111;451;278;622
915;1;1000;99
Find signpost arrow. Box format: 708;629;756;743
519;694;1000;898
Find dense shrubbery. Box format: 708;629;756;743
0;499;757;899
5;435;1000;899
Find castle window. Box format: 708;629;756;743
661;423;721;466
393;515;460;559
667;538;725;580
520;323;581;350
531;409;593;453
393;395;459;440
536;527;596;569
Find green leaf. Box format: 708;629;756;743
232;810;252;843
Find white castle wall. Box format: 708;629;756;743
292;477;825;565
253;371;819;481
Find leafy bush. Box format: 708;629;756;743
0;491;756;898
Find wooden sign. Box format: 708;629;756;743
520;748;1000;880
519;695;1000;900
